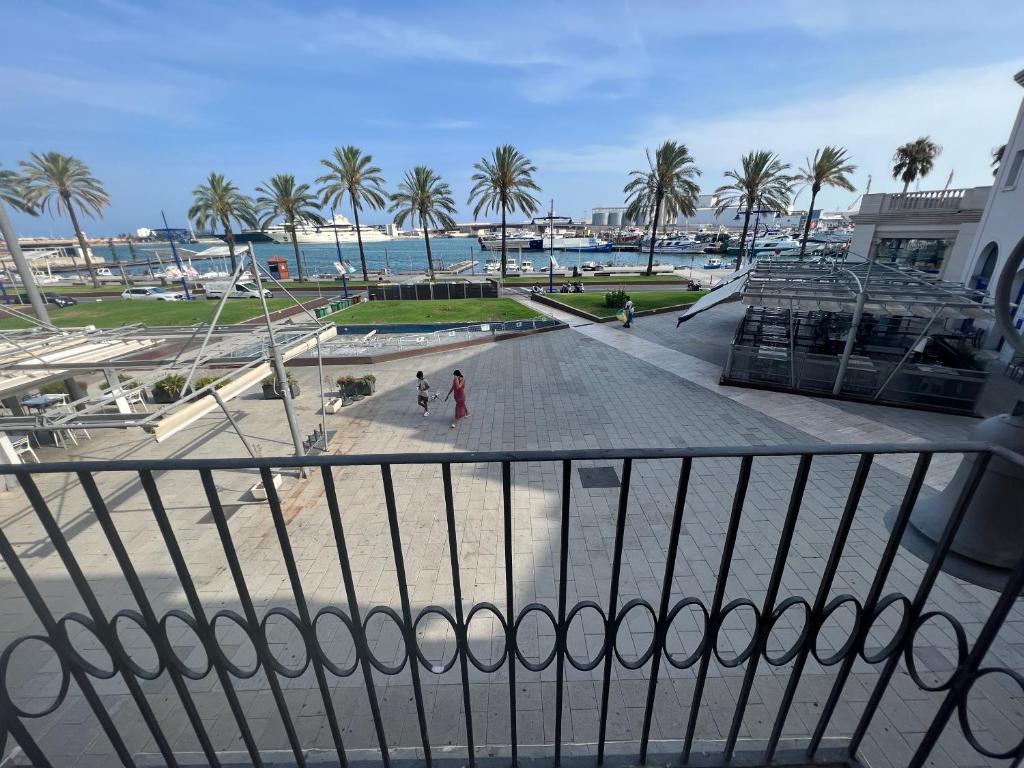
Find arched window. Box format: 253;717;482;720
972;241;999;291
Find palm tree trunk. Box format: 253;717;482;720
500;205;507;279
65;198;99;288
646;192;662;276
799;187;818;259
423;213;435;281
288;214;305;280
222;216;237;273
902;179;910;194
736;207;752;271
352;204;369;282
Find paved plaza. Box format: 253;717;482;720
1;306;1022;767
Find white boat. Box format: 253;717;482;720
651;236;705;254
506;257;519;272
484;259;501;273
519;260;534;272
478;231;542;251
541;234;614;252
442;230;470;238
265;213;391;245
703;257;723;269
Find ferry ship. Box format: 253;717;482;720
265;213;391;245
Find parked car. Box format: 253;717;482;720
15;292;78;308
121;286;185;301
203;280;272;299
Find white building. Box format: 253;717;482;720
958;69;1024;360
849;187;990;279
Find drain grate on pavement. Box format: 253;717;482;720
578;466;621;488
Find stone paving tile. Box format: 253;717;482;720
0;318;1021;767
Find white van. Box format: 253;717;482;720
203;281;273;299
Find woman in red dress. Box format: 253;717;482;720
445;369;469;429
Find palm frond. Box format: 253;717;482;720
388;166;457;231
466;144;540;219
19;152;109;219
713;150;792;214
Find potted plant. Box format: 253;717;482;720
337;375;359;398
262;372;300;399
194;374;226;392
355;374;376;396
152;374;189;404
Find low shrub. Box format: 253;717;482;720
604;289;628;309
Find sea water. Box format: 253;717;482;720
97;239;714;278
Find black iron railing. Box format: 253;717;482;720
0;443;1022;768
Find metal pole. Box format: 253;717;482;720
161;211;191;299
181;257;247;394
316;335;328;452
331;206;349;299
252;258;306;468
0;202;50;325
211;390;258;458
872;305;944;400
831;291;865;395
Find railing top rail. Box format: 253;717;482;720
2;440;1019;475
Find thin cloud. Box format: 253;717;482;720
532;59;1024;208
1;66;209;122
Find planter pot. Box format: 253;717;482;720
325;397;344;414
262;383;301;400
249;472;283;501
151;387;190;404
339;382;361;398
355;379;376;396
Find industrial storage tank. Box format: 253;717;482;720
607;211;622;226
591;210;609;226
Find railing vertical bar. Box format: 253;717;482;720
379;464;432;767
597;458;633;765
554;459;572;767
77;472;221;768
320;466;392;768
908;510;1024;768
722;454;812;762
682;455;753;763
500;460;517;767
807;451;932;758
199;468;306;767
764;453;873;762
0;519;135;767
137;469;263;767
260;467;348;768
849;451;992;758
440;463;476;768
16;474;179;768
639;457;692;764
5;715;51;767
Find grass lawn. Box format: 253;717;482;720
0;298;298;329
504;274;686;284
547;290;705;318
337;299;540;324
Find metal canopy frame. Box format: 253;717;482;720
741;260;995;321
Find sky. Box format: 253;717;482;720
3;0;1024;236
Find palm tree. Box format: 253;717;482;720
19;152;109;287
388;167;457;281
255;174;323;280
0;164;34;214
468;145;541;278
714;151;793;269
188;172;255;273
891;137;942;193
992;144;1006;177
317;146;387;282
794;146;856;258
624;141;701;275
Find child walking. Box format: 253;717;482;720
415;370;433;416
